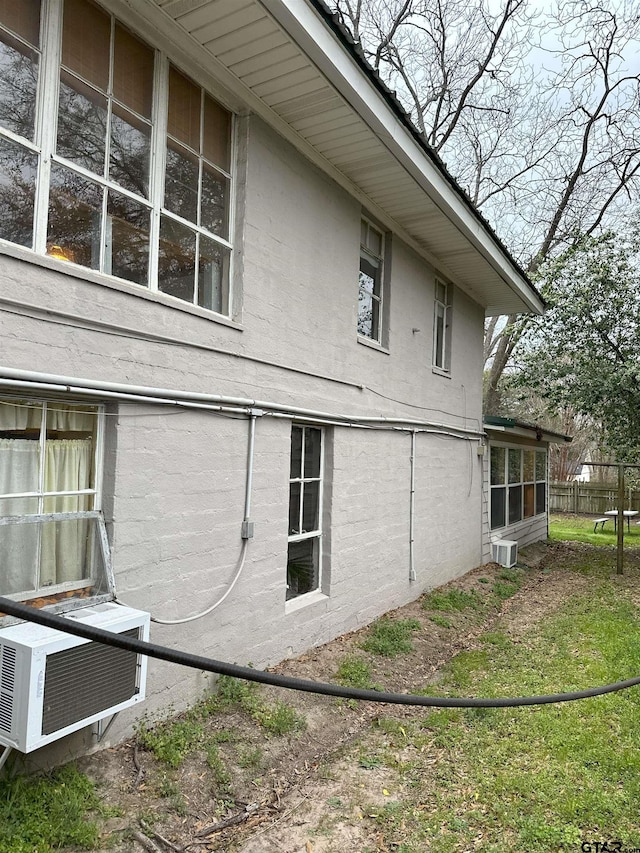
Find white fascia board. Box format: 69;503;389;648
259;0;544;315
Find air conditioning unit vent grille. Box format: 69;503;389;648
0;692;12;733
1;644;16;691
42;627;140;737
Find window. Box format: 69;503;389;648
490;445;547;530
287;425;323;601
358;217;384;342
0;0;233;315
433;279;451;371
0;397;108;601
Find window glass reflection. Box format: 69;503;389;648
0;32;38;140
290;426;302;480
164;142;198;223
302;481;319;533
57;74;107;175
490;446;505;485
47;163;102;269
304;429;322;478
158;215;196;303
0;136;36;247
107;190;149;285
198;236;226;313
200;165;227;237
109;105;150;197
288;482;301;535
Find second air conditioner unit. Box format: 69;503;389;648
0;602;149;753
492;539;518;568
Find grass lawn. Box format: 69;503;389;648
549;511;640;547
4;516;640;852
361;523;640;852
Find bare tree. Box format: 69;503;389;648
330;0;640;414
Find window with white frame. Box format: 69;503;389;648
490;445;546;530
0;397;109;601
433;279;451;371
287;425;323;601
0;0;233;314
358;217;384;341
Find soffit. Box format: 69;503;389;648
151;0;542;316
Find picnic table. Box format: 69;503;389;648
604;509;639;532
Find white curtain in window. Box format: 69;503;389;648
0;438;40;593
0;400;41;431
0;437;92;594
41;438;92;585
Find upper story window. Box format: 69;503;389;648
0;398;110;602
358;217;384;342
433;279;451;372
0;0;233;316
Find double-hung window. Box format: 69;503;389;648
0;0;233;315
358;217;384;342
433;279;451;371
0;398;109;602
287;425;323;601
490;445;547;530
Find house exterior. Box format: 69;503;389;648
483;417;572;559
0;0;544;760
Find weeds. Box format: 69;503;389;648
360;617;421;657
206;744;232;793
253;700;307;736
137;675;305;772
0;764;103;852
423;587;481;612
137;718;204;768
493;580;519;600
335;655;375;688
429;614;452;628
214;675;306;736
236;746;264;770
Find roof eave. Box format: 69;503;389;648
259;0;544;316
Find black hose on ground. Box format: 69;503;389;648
1;596;638;709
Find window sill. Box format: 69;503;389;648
0;240;243;332
285;588;328;614
357;335;389;354
432;365;451;378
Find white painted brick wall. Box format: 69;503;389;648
0;114;486;757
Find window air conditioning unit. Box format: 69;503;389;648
492;539;518;568
0;602;149;753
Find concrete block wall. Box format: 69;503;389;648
0;94;487;760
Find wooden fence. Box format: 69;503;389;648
550;482;640;515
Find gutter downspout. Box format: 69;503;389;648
409;430;417;582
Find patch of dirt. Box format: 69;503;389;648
73;540;614;853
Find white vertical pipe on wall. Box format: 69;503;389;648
409;430;417;582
